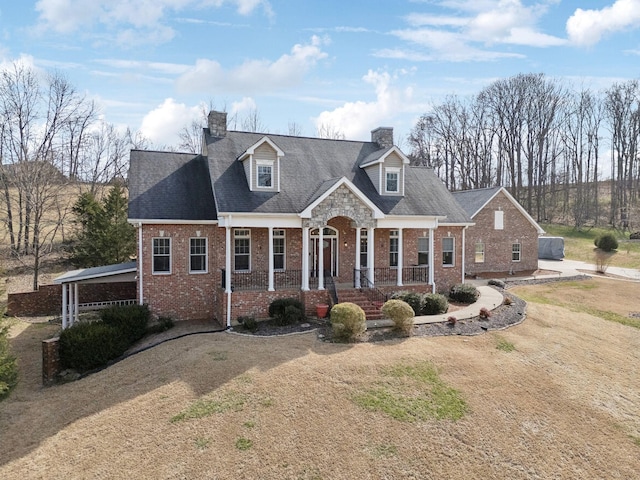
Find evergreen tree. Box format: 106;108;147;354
69;185;135;267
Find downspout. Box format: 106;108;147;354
225;221;232;328
429;227;435;293
138;222;143;305
461;226;467;284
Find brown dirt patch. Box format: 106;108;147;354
1;278;639;479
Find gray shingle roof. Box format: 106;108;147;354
127;131;472;224
128;151;216;221
451;187;503;218
54;261;137;284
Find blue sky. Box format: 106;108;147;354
2;0;640;149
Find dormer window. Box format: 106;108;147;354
257;161;273;188
385;168;400;193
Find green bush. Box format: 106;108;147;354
100;304;150;344
381;299;415;336
238;316;257;332
391;291;423;315
449;283;479;304
330;302;366;341
268;298;305;326
148;316;175;334
594;233;619;252
0;320;18;401
59;321;127;372
421;293;449;315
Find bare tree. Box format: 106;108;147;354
316;122;345;140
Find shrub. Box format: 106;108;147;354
421;293;449;315
447;316;457;325
330;302;366;341
238;316;257;332
503;296;513;306
391;291;422;315
59;321;126;372
594;233;618;252
479;307;492;319
381;299;415;336
268;298;305;326
488;279;506;288
449;283;479;304
100;304;150;344
148;316;175;334
0;320;18;401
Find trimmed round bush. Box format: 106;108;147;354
391;291;423;315
381;299;415;336
594;233;618;252
100;304;150;344
59;321;126;372
330;302;366;341
421;293;449;315
449;283;479;304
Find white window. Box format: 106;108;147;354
418;237;429;265
442;237;454;266
273;229;285;271
189;238;207;273
494;210;504;230
512;243;521;262
257;161;273;188
385;168;399;193
234;229;250;271
475;242;485;263
389;230;399;267
152;238;171;274
360;229;368;267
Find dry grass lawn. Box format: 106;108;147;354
1;277;639;479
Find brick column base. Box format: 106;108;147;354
42;337;60;386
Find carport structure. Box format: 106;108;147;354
53;262;138;329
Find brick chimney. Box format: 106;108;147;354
371;127;393;149
208;110;227;137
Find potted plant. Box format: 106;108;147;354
316;304;329;318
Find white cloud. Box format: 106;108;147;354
313;70;424;140
230;97;257;116
566;0;640;47
175;36;328;94
34;0;272;44
139;98;205;147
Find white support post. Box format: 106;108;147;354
74;283;79;326
397;228;404;287
138;222;143;305
318;226;324;290
429;228;435;293
225;225;232;328
67;284;74;328
354;227;361;288
461;226;467;283
302;226;310;291
268;226;274;291
62;283;68;329
367;227;375;285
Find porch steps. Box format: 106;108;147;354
336;288;384;321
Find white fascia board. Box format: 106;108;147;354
218;213;302;228
54;268;137;285
128;219;219;225
376;216;442;229
238;136;284;161
360;146;411;168
438;222;475;227
299;177;385;219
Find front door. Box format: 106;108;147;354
310;227;338;277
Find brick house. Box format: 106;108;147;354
452;187;545;277
128;111;476;326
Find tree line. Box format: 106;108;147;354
407;73;640;231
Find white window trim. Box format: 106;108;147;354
494;210;504;230
418;236;429;266
189;237;208;274
442;236;455;267
256;159;274;189
389;229;399;267
512;242;521;262
475;242;485;263
385;167;400;194
152;237;171;275
273;229;286;271
234;229;251;272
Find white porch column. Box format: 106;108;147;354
138;222;143;305
62;283;68;329
367;227;375;285
73;282;79;326
225;225;232;328
302;226;310;291
397;228;404;287
67;283;74;328
318;226;325;290
268;226;275;291
429;228;435;293
354;227;361;288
